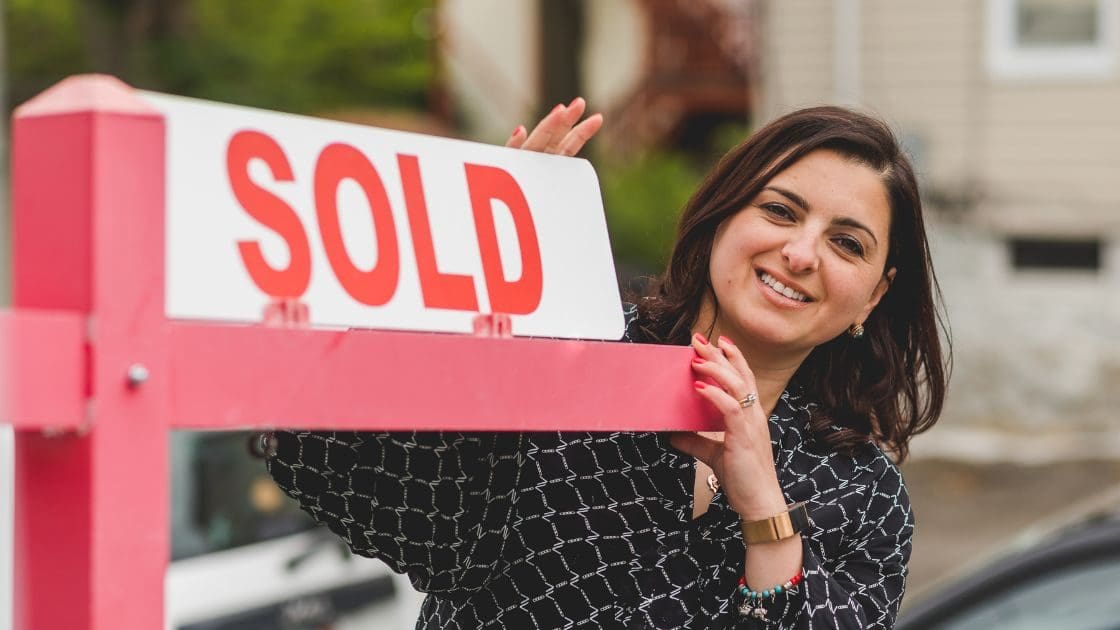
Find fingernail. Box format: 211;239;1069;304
512;125;524;136
693;333;708;345
568;96;583;108
693;380;706;390
552;103;565;114
691;357;705;365
718;335;733;346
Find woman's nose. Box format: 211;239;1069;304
781;233;820;273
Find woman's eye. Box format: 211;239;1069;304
834;235;865;257
762;203;794;220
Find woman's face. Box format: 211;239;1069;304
706;149;894;356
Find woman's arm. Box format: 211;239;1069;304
267;430;525;594
758;463;913;629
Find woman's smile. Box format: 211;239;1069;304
755;269;814;307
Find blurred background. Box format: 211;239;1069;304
2;0;1120;628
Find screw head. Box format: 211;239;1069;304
126;363;150;387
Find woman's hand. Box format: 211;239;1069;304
505;97;603;156
671;334;789;522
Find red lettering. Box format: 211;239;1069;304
227;130;311;298
398;154;479;312
313;143;400;306
464;164;543;315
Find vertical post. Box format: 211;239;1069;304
11;75;168;630
833;0;862;106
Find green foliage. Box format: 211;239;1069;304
7;0;88;107
598;151;704;274
7;0;434;114
162;0;434;113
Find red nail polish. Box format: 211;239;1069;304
719;335;733;346
691;357;704;365
512;125;523;136
693;380;706;390
693;332;708;345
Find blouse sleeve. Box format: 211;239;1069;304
742;462;913;629
266;430;524;594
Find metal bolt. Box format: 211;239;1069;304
126;363;150;388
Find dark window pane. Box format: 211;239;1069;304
1009;238;1101;271
171;431;315;560
1017;0;1099;47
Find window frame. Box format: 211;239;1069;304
986;0;1119;80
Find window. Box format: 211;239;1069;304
987;0;1118;79
171;431;315;560
936;556;1120;629
1008;237;1102;271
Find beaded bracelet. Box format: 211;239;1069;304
737;570;803;619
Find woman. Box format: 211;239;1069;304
266;102;947;629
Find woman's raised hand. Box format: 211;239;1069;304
671;334;790;522
505;97;603;156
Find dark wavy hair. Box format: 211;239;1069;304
635;106;949;462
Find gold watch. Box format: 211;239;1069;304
741;502;810;544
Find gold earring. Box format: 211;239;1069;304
848;322;865;339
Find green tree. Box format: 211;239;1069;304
7;0;434;114
598;152;701;275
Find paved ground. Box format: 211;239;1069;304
899;458;1120;608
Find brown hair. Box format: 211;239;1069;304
635;106;949;462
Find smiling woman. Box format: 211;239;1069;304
267;105;950;629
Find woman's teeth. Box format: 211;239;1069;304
760;272;810;302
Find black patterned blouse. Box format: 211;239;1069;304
267;309;913;629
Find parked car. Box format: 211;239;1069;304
897;483;1120;629
166;430;424;630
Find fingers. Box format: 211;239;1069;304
693;378;746;418
690;333;761;427
556;113;603;156
716;335;752;381
518;97;600;155
505;125;527;149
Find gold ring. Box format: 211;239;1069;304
738;393;758;409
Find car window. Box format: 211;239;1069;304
171;431;315;560
937;556;1120;629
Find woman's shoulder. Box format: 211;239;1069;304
779;392;910;505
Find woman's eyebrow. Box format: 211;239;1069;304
765;185;809;210
832;217;880;248
764;185;880;248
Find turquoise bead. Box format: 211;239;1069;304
775;586;783;594
741;587;748;596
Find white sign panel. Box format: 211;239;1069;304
144;92;623;339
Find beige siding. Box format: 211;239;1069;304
760;0;834;114
980;82;1120;231
861;0;980;191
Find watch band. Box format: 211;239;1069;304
741;502;810;544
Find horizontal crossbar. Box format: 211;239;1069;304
168;322;721;432
0;308;87;430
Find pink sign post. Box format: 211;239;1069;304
0;75;717;630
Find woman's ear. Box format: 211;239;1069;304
859;267;895;322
